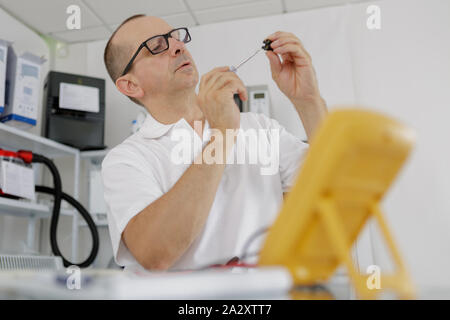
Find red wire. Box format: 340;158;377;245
208;262;257;269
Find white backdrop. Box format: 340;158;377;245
348;0;450;287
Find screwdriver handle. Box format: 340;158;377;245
262;39;273;51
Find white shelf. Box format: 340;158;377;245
0;197;75;219
0;122;79;158
0;122;81;261
80;149;109;228
80;149;110;165
80;149;110;158
79;220;108;227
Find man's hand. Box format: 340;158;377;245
266;31;324;105
197;66;248;133
265;31;327;139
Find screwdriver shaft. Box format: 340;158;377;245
230;48;263;72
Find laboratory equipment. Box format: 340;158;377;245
0;148;35;200
130;110;147;135
234;85;272;117
0;40;9;115
259;109;416;299
246;85;271;116
88;162;108;226
0;254;63;271
1;48;45;129
42;71;106;150
0;148;99;268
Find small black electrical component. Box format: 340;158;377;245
262;39;273;51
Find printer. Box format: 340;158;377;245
42;71;106;150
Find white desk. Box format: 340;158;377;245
1;267;449;300
0;267;292;300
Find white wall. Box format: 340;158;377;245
348;0;450;287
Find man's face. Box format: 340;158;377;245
116;16;199;99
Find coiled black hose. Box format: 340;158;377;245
32;153;99;268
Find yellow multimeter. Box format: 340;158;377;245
258;108;416;299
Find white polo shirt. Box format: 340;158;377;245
102;111;308;272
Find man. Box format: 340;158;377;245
102;14;327;272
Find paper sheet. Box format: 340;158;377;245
59;82;100;113
0;159;35;200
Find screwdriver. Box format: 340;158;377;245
229;39;273;73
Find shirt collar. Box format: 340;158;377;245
139;112;178;139
140;111;210;140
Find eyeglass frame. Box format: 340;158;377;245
120;27;191;77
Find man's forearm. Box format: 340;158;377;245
291;97;327;141
123;138;232;270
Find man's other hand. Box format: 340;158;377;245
197;67;248;133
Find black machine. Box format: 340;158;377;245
42;71;106;150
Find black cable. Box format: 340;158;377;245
32;153;99;268
35;186;99;268
240;226;270;261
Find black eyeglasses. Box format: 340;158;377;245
121;27;191;76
